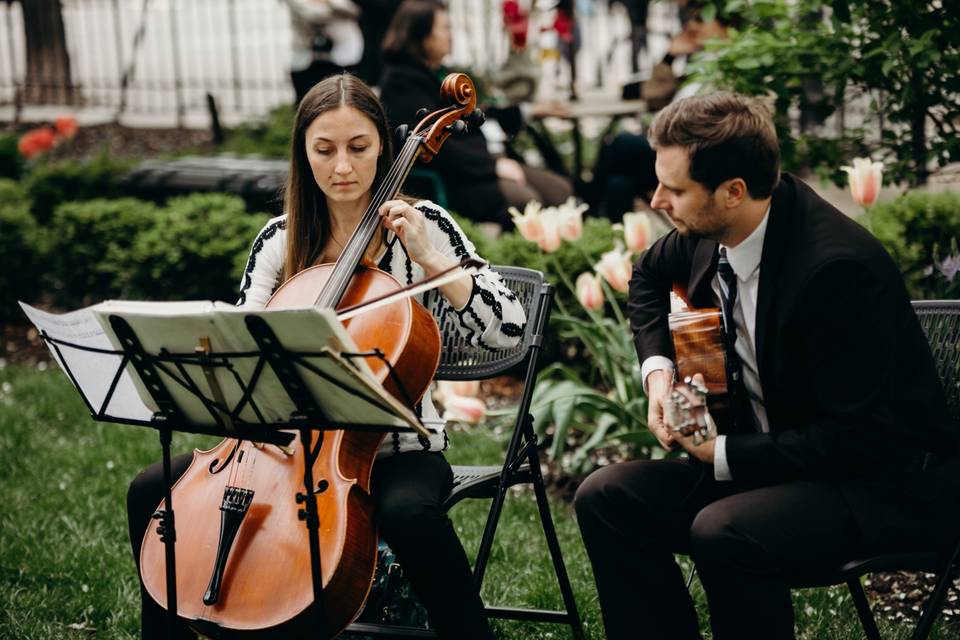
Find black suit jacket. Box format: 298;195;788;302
378;55;508;221
629;173;958;549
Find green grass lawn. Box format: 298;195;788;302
1;364;955;639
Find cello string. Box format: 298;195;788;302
322;134;423;307
323;135;418;304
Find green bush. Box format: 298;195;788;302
862;189;960;299
23;154;133;223
0;183;44;318
128;193;270;302
219;105;295;159
46;198;160;308
0;134;23;180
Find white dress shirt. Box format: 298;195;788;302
641;207;771;480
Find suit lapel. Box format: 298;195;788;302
687;239;719;308
755;178;793;375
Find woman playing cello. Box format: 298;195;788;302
126;72;525;640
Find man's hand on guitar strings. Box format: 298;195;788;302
646;369;678;451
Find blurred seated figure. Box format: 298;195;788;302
378;0;573;226
586;131;657;220
285;0;364;104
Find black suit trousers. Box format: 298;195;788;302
574;457;860;640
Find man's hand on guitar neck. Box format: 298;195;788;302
666;373;717;464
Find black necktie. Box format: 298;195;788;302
717;248;755;432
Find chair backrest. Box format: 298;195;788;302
913;300;960;423
424;266;551;381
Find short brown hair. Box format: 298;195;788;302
649;92;780;199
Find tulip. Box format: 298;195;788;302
623;212;653;253
575;272;605;311
436;379;481;400
595;247;633;293
537;208;563;252
509;201;544;242
55;115;78;139
557;197;587;242
841;157;884;207
442;395;487;424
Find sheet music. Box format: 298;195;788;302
18;302;153;421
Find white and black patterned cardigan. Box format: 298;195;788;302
236;201;527;457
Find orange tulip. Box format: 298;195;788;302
575;272;605;311
841;157;883;207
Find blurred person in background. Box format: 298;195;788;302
378;0;573;226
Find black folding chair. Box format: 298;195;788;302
794;299;960;640
345;266;585;639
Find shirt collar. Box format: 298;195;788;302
720;205;770;282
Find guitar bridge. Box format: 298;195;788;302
202;486;254;605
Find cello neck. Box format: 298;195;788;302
315;133;424;309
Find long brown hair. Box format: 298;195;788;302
283;73;396;281
382;0;446;65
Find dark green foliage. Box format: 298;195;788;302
689;0;960;186
0;180;43;318
0;134;24;180
218;105;295;159
862;190;960;300
128;194;270;302
23;154;133;223
45;198;159;308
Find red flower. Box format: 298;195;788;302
502;0;528;49
55;115;78;139
17;127;57;159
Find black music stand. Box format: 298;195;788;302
36;310;431;640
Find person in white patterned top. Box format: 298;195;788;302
127;73;524;640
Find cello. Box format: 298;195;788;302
139;73;484;638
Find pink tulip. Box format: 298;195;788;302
595;247;633;293
623;212;653;253
442;395;487;424
436;379;481;399
575;272;605;311
841;157;884;207
537;211;563;252
510;202;544;242
557;197;587;242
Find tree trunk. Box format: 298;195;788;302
909;71;928;186
20;0;79;105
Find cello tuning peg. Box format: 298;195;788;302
394;124;409;148
468;109;485;128
415;108;430;121
449;120;467;136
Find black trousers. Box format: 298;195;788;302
127;450;493;640
573;458;861;640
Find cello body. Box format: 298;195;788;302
139;266;440;637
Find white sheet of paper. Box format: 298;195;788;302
19;302;153;421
